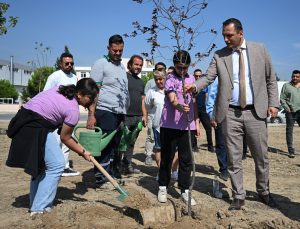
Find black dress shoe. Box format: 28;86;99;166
228;198;245;210
258;194;278;208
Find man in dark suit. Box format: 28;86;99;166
186;18;279;210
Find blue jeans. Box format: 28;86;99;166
286;111;300;154
153;128;161;150
215;123;228;173
30;132;65;212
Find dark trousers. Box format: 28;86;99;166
159;127;192;192
121;115;142;166
215;123;227;173
197;110;213;147
94;110;124;184
286;111;300;154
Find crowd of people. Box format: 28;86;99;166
5;17;299;216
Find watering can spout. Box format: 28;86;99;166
99;122;124;152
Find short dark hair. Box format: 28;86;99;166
127;55;144;70
292;70;300;75
154;62;166;70
60;52;73;62
194;69;202;74
173;50;191;65
109;34;124;46
223;18;243;32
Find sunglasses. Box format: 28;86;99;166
64;62;74;66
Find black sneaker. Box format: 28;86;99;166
61;168;80;177
208;145;214;152
288;153;295;158
122;164;140;175
219;171;229;181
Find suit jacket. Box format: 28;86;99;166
195;41;279;123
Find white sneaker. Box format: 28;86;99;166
171;171;178;181
30;211;43;217
61;168;80;177
181;190;196;206
157;186;167;203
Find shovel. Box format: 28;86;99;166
90;156;129;201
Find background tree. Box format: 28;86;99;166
0;2;18;35
21;66;55;101
124;0;217;66
0;79;18;100
141;71;154;85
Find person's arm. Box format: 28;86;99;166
193;97;201;137
86;60;103;129
168;91;190;112
263;45;279;117
86;94;98;129
60;123;91;161
141;95;147;127
280;84;290;112
206;80;218;128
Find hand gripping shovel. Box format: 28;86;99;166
90;156;128;201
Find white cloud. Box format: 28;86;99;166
292;43;300;49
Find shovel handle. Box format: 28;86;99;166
90;156;118;188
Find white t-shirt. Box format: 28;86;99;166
144;86;165;132
43;69;77;90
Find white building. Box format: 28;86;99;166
0;58;34;94
74;57;154;79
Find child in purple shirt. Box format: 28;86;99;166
158;50;200;206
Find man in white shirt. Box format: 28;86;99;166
44;52;79;177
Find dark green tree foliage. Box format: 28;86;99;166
0;3;18;35
0;79;18;100
54;45;72;70
22;66;55;101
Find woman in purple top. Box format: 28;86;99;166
6;78;99;216
157;50;200;206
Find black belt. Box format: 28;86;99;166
229;104;254;110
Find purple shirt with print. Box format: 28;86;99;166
160;72;196;130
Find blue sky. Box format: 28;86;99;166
0;0;299;80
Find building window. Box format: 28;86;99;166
81;72;87;78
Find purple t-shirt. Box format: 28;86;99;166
160;72;196;130
23;87;80;127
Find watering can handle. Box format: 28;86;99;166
73;124;102;141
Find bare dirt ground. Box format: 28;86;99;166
0;121;299;229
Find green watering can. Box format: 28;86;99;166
73;123;123;157
118;121;143;152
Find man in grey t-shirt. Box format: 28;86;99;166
87;34;129;188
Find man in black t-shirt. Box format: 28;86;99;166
116;55;147;176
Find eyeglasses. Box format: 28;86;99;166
64;62;74;66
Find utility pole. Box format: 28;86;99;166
10;56;14;85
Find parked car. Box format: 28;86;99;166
267;106;286;124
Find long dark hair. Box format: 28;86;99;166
58;78;99;101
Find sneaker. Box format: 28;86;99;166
171;171;178;181
181;190;196;206
61;168;80;177
94;182;115;191
157;186;167;203
122;164;141;175
208;145;214;152
145;155;153;165
288;153;295;158
193;146;200;153
30;211;43;217
219;171;229;181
